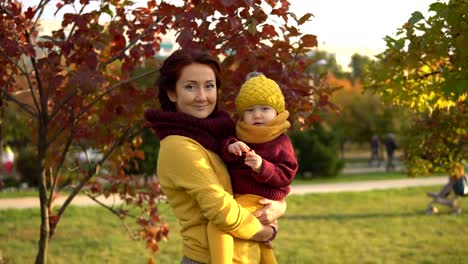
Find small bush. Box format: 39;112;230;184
289;123;345;178
14;147;41;187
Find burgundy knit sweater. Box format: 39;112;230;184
220;134;298;200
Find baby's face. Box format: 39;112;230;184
242;105;277;126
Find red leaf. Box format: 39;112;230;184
221;0;233;7
318;95;329;106
25;7;35;19
112;34;126;51
143;44;155;58
301;34;318;48
84;52;98;69
298;13;313;25
147;0;157;9
62;14;74;27
176;29;193;49
261;24;277;37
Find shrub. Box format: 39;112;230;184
289;123;345;178
14;146;41;187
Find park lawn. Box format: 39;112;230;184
1;185;467;263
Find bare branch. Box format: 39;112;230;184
56;125;136;220
0;49;41;114
33;0;52;29
47;116;76;209
2;90;37;117
419;70;441;79
21;58;41;114
85;194;140;240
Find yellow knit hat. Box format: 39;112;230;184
235;75;285;115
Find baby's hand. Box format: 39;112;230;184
245;150;262;173
228;141;250;156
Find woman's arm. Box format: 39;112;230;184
250;224;277;242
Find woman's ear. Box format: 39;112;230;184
167;90;176;102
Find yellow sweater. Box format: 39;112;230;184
157;135;264;263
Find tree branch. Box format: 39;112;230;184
76;68;158;120
102;17;163;67
85;194;140;240
47;117;76;209
24;31;47;124
33;0;51;29
65;4;87;43
55;125;135;221
21;58;41;114
49;89;79;121
0;49;41;114
418;70;441;79
2;90;37;117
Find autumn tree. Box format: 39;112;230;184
363;0;467;176
0;0;335;263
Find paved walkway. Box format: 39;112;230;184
0;176;446;210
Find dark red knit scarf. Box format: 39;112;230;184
144;109;235;154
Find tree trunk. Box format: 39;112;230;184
35;169;50;264
35;113;49;264
0;90;4;187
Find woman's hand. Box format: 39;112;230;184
253;198;287;225
250;224;277;243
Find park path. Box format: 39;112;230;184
0;176;446;210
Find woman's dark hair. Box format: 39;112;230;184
157;49;222;111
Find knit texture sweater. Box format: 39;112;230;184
220;112;298;200
144;109;263;263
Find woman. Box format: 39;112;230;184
144;49;285;264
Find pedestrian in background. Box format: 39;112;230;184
368;135;381;167
384;133;397;172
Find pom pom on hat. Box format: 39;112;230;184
235;74;285;115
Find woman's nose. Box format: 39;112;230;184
195;89;206;100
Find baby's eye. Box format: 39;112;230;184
245;108;254;112
262;107;271;111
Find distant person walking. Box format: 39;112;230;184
368;135;381;167
384;133;397;172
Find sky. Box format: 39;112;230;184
25;0;439;69
290;0;436;69
288;0;438;69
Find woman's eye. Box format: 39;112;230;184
185;85;195;89
206;83;216;89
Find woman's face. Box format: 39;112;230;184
168;63;217;119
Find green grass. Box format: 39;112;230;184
1;185;467;263
0;188;40;198
292;171;410;185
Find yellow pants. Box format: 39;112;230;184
207;194;278;264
